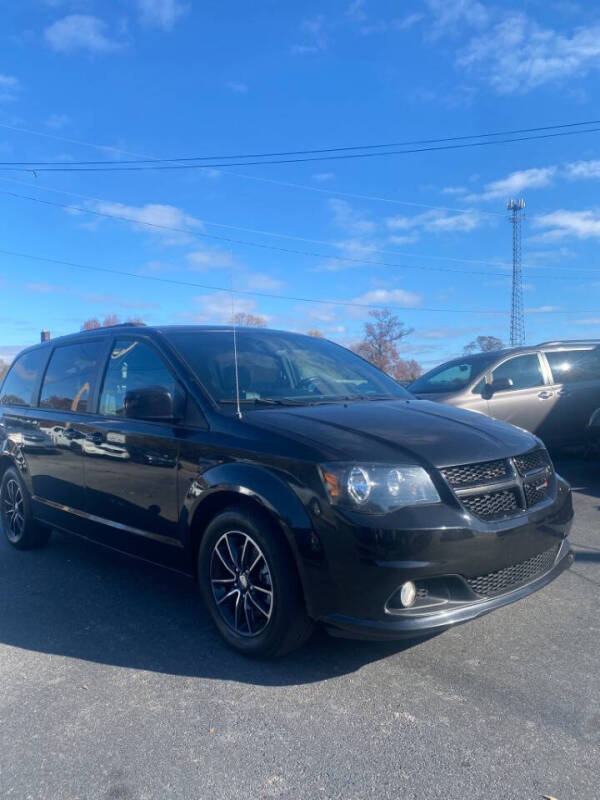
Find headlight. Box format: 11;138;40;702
320;463;440;514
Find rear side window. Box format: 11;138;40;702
546;349;600;383
99;339;177;416
0;349;47;407
491;354;544;391
40;341;104;413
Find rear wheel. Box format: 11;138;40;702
198;506;313;657
1;467;51;550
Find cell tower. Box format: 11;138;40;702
507;198;525;346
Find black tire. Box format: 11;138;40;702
198;506;313;658
1;467;51;550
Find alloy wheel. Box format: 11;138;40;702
210;530;274;637
3;479;25;543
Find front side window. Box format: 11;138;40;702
165;330;408;405
0;348;47;407
99;339;177;417
546;348;600;384
491;354;544;391
40;341;104;413
409;354;494;395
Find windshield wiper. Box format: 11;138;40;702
219;398;308;407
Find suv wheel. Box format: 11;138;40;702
198;507;313;657
1;467;51;550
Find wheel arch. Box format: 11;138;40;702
185;463;319;616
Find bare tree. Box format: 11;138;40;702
463;335;504;354
81;315;144;331
393;358;422;382
0;358;8;382
307;329;324;338
233;312;267;327
352;309;417;380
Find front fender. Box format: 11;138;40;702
183;462;325;616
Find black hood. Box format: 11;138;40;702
246;398;538;469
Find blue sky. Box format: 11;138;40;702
2;0;600;367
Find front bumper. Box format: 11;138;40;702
309;474;574;640
324;539;573;640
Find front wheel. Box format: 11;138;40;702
1;467;51;550
198;507;313;657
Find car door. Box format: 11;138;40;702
80;336;186;567
543;347;600;446
23;339;107;530
486;352;558;442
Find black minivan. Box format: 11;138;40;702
0;325;574;656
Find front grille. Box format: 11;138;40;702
524;476;551;508
465;545;560;597
514;449;551;476
442;458;509;488
461;489;520;521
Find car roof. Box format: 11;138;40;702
13;324;314;359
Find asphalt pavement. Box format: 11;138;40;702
0;453;598;800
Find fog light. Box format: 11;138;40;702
400;581;417;608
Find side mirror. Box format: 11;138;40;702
124;385;184;422
483;377;514;398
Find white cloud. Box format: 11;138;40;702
526;305;562;313
469;166;556;202
565;159;600;180
0;74;19;102
243;272;285;291
329;198;376;235
533;209;600;241
426;0;489;38
352;288;421;309
226;81;248;93
92;201;201;242
45;112;69;129
45;15;121;53
458;13;600;94
186;247;237;270
385;208;482;235
292;15;329;54
136;0;189;30
574;317;600;325
185;294;262;324
442;186;466;195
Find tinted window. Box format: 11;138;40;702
0;348;47;407
165;330;407;405
491;354;544;391
99;339;177;417
546;348;600;383
40;341;104;412
409;354;493;394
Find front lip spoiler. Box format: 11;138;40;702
324;541;574;641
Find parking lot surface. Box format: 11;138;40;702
0;454;598;800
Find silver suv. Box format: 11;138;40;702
409;340;600;448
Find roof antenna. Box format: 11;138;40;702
230;266;243;420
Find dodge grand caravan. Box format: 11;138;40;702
0;325;574;656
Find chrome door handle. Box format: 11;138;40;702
538;391;553;399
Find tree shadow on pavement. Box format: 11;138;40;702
0;530;434;686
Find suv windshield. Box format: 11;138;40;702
409;352;497;394
165;329;408;406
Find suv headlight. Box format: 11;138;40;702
319;463;440;514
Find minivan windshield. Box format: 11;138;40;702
409;352;497;394
165;329;408;406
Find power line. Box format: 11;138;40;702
2;187;597;281
0;247;510;315
2;247;599;314
2;119;600;167
3;127;600;173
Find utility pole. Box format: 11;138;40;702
507;198;525;346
